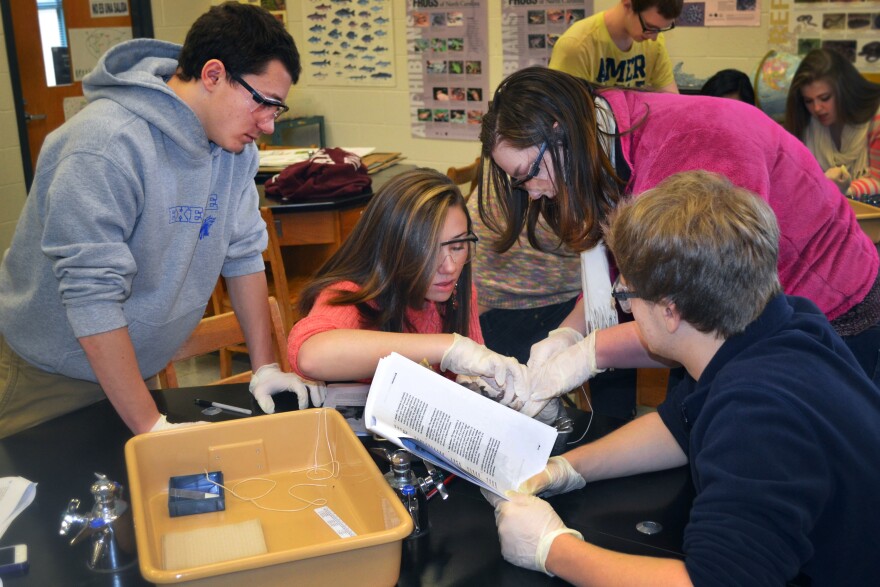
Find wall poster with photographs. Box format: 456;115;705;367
790;0;880;72
407;1;489;140
678;0;760;28
501;1;593;76
300;0;395;86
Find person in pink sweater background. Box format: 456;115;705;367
477;67;880;406
287;168;530;411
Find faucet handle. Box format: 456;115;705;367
418;462;449;500
60;498;97;545
59;498;85;536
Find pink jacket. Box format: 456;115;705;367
602;89;878;321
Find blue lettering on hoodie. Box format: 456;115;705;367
199;216;216;240
168;206;204;224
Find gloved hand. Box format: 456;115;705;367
527;327;584;371
825;165;851;193
529;331;605;401
482;490;584;575
517;456;586;497
456;374;515;405
148;414;209;433
441;334;528;405
519;397;562;424
249;363;327;414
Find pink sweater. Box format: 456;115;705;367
602;90;878;321
288;280;484;380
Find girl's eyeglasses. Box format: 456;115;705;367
437;233;479;269
510;141;548;192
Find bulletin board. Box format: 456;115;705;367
299;0;395;86
500;0;594;76
407;1;489;141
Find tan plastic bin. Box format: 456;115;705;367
125;408;412;586
849;198;880;243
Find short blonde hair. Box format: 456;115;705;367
606;170;782;337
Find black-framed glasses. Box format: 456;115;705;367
637;12;675;34
437;233;479;269
231;74;289;120
611;275;640;313
510;141;548;191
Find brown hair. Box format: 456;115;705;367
785;49;880;141
606;170;782;337
631;0;684;19
298;168;473;336
478;67;628;254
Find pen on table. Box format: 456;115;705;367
194;399;252;415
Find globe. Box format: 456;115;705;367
754;50;803;123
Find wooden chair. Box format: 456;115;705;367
212;206;299;377
157;296;290;389
446;157;481;199
636;368;670;408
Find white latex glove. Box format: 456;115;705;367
249;363;327;414
441;334;528;403
517;456;586;497
519;397;562;424
527;327;584;371
148;414;209;433
456;374;513;404
530;331;605;401
482;490;584;575
825;165;851;193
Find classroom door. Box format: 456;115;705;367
8;1;131;172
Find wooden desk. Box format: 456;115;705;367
0;384;692;586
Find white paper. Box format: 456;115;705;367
0;476;37;540
365;353;556;497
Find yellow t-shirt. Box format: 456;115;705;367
549;11;674;90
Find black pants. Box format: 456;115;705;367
479;298;637;420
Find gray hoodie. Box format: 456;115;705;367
0;39;267;381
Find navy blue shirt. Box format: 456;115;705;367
658;295;880;586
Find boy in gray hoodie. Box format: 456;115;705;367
0;2;323;437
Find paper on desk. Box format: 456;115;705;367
258;147;375;169
365;353;556;497
0;476;37;540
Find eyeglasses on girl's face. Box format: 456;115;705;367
437;233;479;269
510;141;548;192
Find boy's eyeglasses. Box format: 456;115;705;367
437;233;479;269
231;74;289;120
611;275;640;313
510;141;548;192
638;12;675;34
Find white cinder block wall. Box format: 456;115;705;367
0;7;27;252
0;0;777;243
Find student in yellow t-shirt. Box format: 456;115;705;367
550;0;682;93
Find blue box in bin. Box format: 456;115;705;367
168;471;225;517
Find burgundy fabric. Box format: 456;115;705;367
264;148;372;201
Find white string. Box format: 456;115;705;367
566;385;593;445
202;408;342;513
